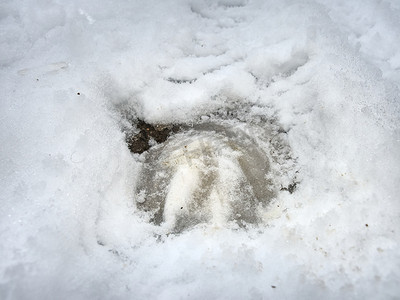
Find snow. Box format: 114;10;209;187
1;0;400;299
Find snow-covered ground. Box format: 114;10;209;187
1;0;400;299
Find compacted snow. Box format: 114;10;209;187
1;0;400;299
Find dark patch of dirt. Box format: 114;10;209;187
166;78;197;84
126;119;180;154
280;182;297;194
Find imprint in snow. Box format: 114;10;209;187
132;112;296;233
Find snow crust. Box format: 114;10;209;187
1;0;400;299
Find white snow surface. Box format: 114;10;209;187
1;0;400;299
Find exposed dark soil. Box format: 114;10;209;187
280;182;297;194
126;119;180;154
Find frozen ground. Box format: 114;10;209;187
1;0;400;299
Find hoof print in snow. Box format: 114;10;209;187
131;106;298;234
